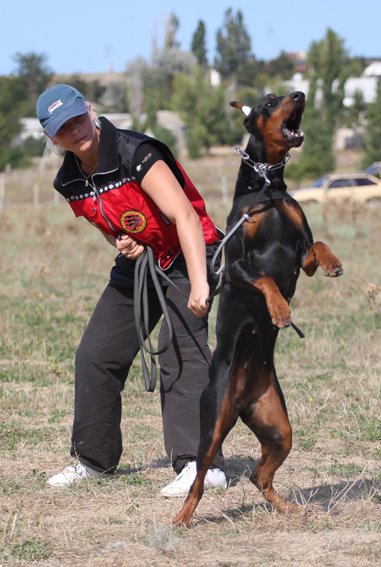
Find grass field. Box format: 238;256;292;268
0;153;380;566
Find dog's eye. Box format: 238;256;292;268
266;95;277;107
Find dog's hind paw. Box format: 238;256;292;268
172;511;192;528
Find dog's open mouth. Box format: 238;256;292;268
281;110;304;147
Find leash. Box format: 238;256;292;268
211;202;273;275
133;242;228;390
133;246;187;392
210;213;252;275
290;322;305;338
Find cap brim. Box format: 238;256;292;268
44;99;88;137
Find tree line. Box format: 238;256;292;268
1;8;380;178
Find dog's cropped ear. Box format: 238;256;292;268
230;101;251;116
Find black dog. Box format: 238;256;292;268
173;91;343;527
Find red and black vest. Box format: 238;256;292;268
54;118;219;269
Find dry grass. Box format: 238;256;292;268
0;153;380;566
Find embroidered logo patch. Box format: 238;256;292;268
48;99;63;114
120;210;147;234
136;152;152;172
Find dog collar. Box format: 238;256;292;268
234;147;291;187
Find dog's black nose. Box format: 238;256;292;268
291;91;305;101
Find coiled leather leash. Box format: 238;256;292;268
133;246;188;392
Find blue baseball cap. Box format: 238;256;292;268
36;84;88;137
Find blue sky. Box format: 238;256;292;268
1;0;380;76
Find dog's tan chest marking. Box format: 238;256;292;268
242;206;271;239
278;200;304;230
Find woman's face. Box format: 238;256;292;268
51;109;96;154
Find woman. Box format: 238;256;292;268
36;84;226;496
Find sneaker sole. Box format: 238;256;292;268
160;481;227;498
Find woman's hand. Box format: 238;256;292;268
116;234;145;259
188;281;210;317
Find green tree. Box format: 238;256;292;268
164;13;180;51
0;52;54;170
172;70;241;158
13;52;53;105
191;20;208;67
65;74;106;106
266;50;295;80
296;28;350;178
362;79;381;168
142;66;171;113
214;8;251;80
236;56;268;91
144;11;197;111
0;76;29;170
142;49;196;116
342;89;366;128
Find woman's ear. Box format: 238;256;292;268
88;104;101;129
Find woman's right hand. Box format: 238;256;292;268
116;234;145;259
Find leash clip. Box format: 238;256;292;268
234;147;291;190
234;146;250;161
253;162;271;187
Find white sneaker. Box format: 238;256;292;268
47;462;103;487
160;461;227;498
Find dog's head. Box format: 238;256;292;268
231;91;305;164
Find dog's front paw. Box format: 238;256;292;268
313;243;343;277
269;298;292;328
321;256;343;277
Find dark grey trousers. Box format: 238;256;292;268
71;263;224;474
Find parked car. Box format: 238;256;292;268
290;173;381;205
363;162;381;178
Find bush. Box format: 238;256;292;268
150;124;178;157
0;145;31;171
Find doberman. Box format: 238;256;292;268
172;91;343;527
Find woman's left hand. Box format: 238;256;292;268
116;234;145;259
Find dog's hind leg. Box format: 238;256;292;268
241;370;297;513
172;304;246;527
172;355;239;527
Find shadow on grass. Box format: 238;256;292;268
181;477;381;527
290;477;381;513
116;457;171;476
117;457;380;519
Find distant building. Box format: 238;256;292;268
284;61;381;107
18;118;44;142
209;69;221;87
283;73;310;97
343;61;381;106
343;76;377;106
363;61;381;77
